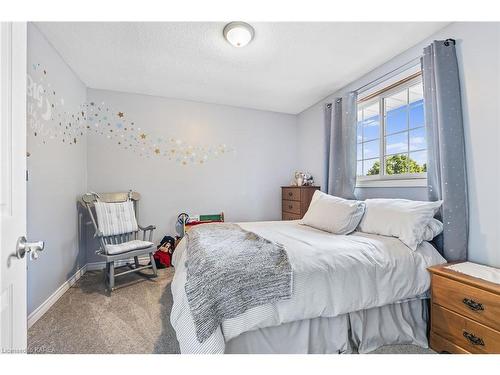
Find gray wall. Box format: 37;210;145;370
27;24;88;315
297;22;500;267
27;32;298;310
85;89;298;263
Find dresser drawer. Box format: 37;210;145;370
282;200;301;215
282;188;300;201
432;304;500;354
430;331;470;354
432;274;500;331
282;212;301;221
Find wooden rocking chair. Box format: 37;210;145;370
82;191;158;292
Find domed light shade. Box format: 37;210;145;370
223;22;255;48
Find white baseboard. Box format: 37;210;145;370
28;264;87;328
28;256;152;327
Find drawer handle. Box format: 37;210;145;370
463;298;484;311
463;331;485;346
288;192;293;196
288;205;293;209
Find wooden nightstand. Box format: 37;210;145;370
428;263;500;354
281;186;320;220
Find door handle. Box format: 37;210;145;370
16;236;45;260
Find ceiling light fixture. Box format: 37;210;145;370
223;22;255;48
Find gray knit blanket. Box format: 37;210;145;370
184;223;293;343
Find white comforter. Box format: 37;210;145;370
170;220;446;353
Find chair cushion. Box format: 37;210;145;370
94;200;138;236
105;240;154;255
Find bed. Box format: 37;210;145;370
170;219;446;354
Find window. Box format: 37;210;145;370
356;73;426;186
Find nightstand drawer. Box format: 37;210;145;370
432;304;500;354
282;200;301;215
432;274;500;331
282;188;300;201
282;212;301;221
430;332;470;354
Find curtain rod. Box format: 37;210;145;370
354;39;455;94
326;56;421;110
358;71;422;104
353;56;421;95
325;38;456;108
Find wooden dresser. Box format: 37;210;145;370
428;263;500;354
281;186;320;220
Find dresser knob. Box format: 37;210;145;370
288;205;293;209
463;331;485;346
463;298;484;311
288;192;293;196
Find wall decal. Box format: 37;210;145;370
27;64;235;165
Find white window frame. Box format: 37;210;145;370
356;74;427;188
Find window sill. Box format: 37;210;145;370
356;177;427;188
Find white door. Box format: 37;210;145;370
0;22;28;354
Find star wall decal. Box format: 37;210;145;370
27;63;235;165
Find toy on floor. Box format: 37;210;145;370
153;235;177;268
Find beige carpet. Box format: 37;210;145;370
28;267;180;354
28;268;434;354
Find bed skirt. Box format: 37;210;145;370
225;298;429;354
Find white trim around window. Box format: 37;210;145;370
356;68;428;188
356;174;427;188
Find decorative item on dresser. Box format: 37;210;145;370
428;262;500;354
281;186;320;220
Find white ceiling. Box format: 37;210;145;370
35;22;448;114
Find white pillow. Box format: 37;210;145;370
358;198;443;250
422;218;444;241
301;191;366;235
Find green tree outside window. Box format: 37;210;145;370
367;154;427;176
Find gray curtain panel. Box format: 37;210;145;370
325;92;358;199
421;40;468;261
